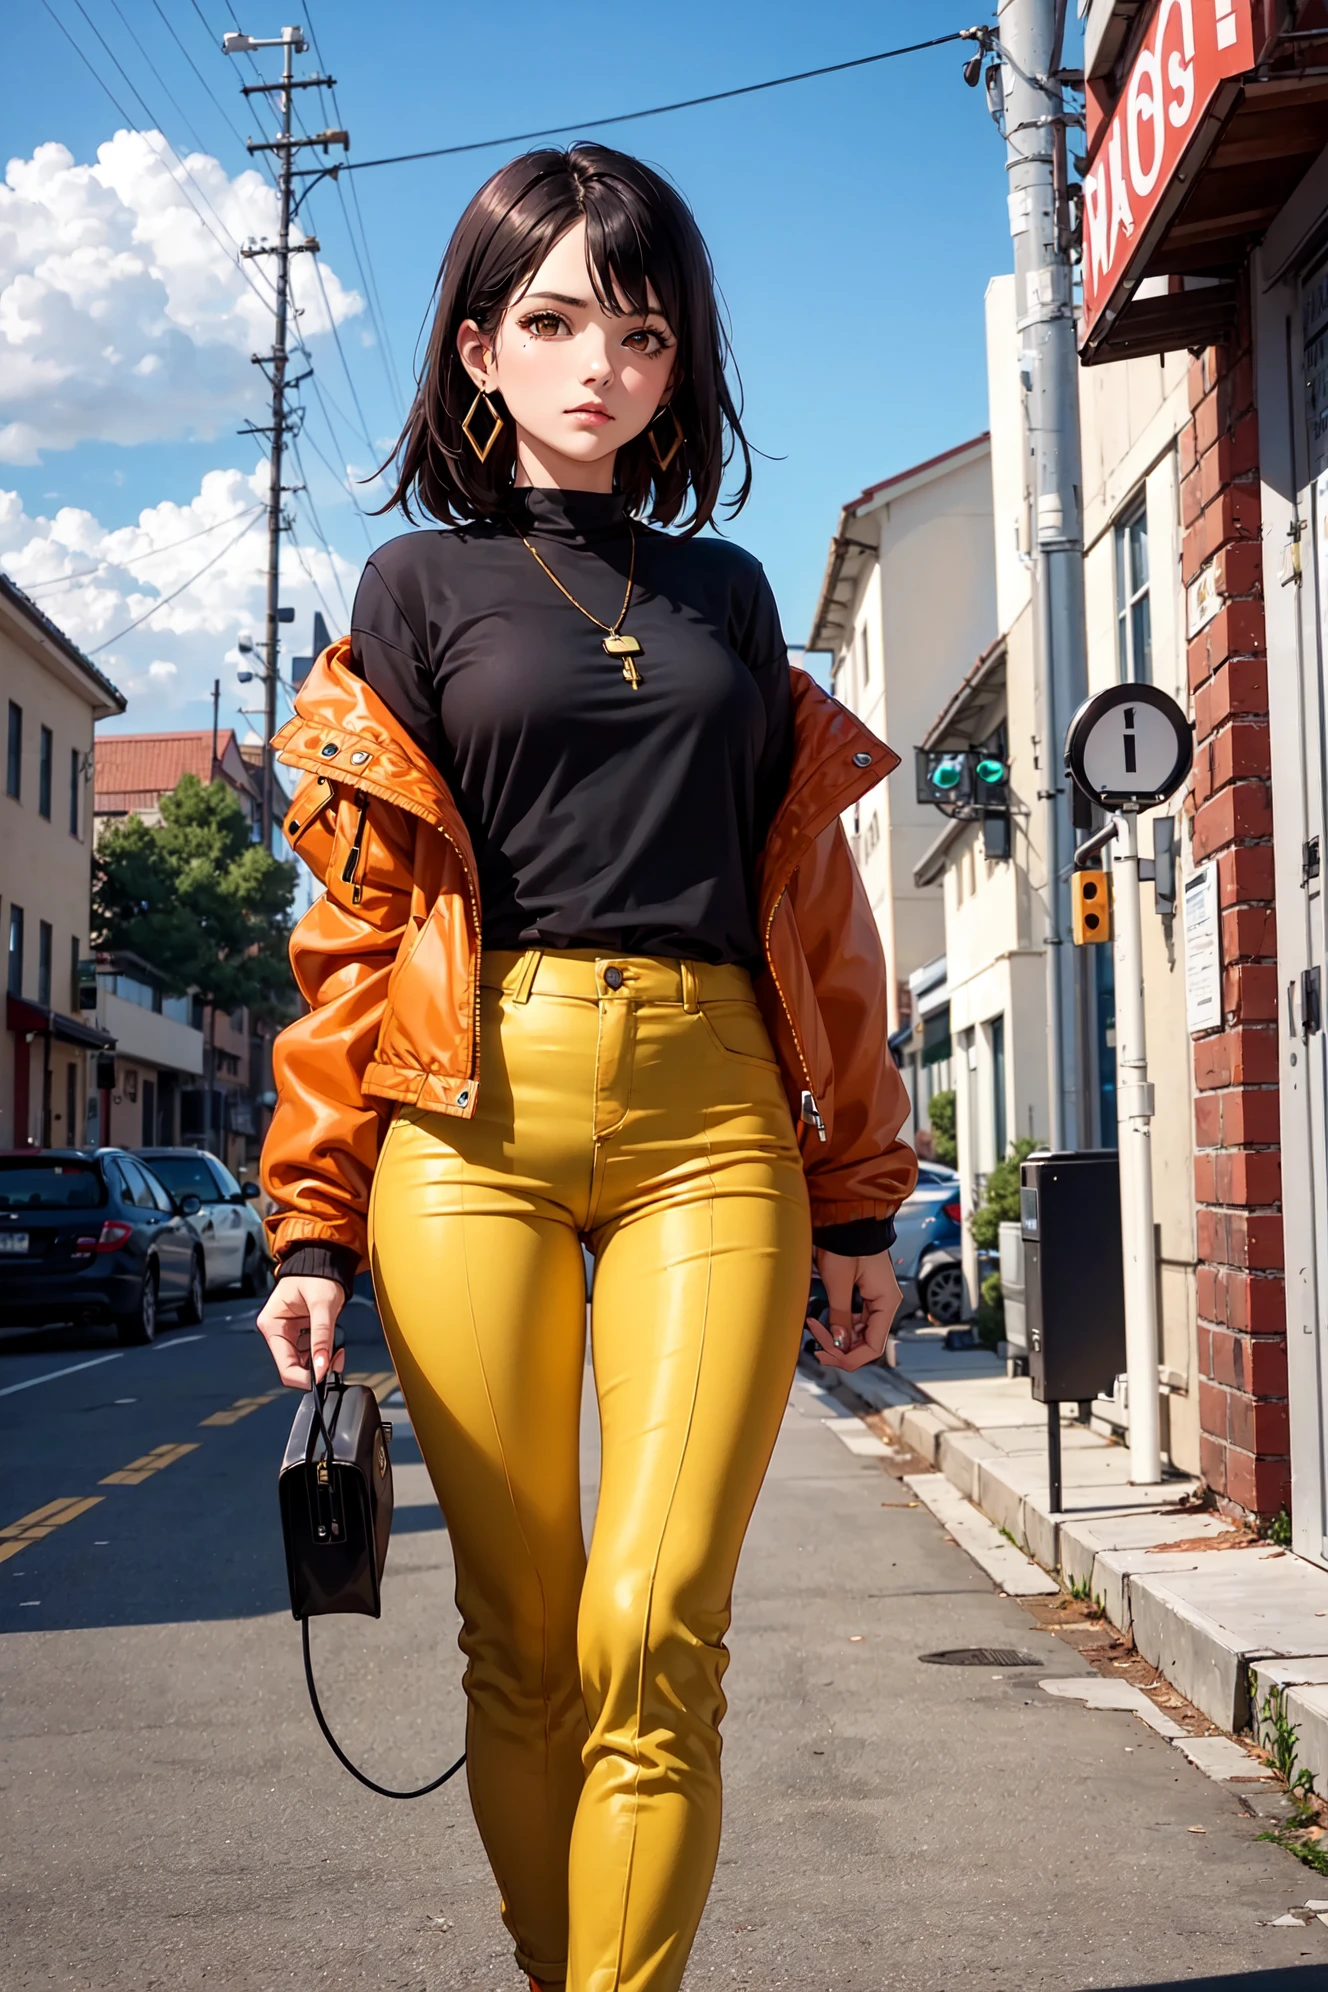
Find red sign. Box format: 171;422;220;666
1080;0;1255;347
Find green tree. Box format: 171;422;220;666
928;1088;957;1167
969;1135;1043;1250
93;776;297;1137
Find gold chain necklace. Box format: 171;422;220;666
516;521;643;688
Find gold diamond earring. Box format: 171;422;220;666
647;403;684;472
462;389;505;463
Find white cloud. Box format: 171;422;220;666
0;132;363;462
0;465;359;722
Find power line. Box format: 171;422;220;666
308;252;377;456
39;0;277;311
148;0;251;157
105;0;217;163
287;511;349;632
288;434;353;622
297;383;377;551
304;33;969;179
67;0;270;279
17;504;265;595
89;510;265;652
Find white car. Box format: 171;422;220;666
135;1147;271;1297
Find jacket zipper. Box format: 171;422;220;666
762;885;827;1143
437;826;483;1102
340;791;370;905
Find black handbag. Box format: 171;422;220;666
279;1370;466;1799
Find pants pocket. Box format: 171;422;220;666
697;1000;780;1069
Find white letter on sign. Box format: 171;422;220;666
1160;0;1195;127
1107;122;1136;262
1127;45;1164;197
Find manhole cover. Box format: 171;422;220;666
919;1648;1041;1667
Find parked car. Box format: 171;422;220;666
805;1165;965;1347
892;1164;965;1324
0;1148;205;1343
135;1147;271;1296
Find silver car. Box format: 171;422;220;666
891;1163;965;1324
135;1147;271;1297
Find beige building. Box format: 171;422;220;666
1;574;124;1150
911;275;1200;1471
806;437;998;1104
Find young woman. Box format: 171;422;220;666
256;142;915;1992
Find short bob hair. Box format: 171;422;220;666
380;144;751;535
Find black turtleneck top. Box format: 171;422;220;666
348;487;793;968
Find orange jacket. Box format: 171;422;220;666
261;641;917;1270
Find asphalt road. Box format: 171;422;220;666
1;1282;1326;1991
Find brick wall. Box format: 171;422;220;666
1181;277;1289;1521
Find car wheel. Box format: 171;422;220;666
919;1262;966;1326
239;1240;271;1299
116;1265;159;1345
177;1252;205;1325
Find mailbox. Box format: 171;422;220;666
1020;1150;1125;1405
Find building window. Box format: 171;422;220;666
38;726;53;819
7;905;24;996
990;1014;1007;1163
1115;498;1152;683
69;748;80;837
6;701;21;799
37;922;52;1007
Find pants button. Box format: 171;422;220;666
604;965;624;990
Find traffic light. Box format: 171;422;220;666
1071;869;1113;944
916;748;973;809
973;751;1008;810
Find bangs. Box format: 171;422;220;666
581;182;677;325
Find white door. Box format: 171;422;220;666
1259;247;1328;1565
204;1158;248;1283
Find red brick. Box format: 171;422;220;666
1182;521;1208;587
1194;1026;1280;1089
1196;1207;1227;1261
1200;481;1262;562
1193;656;1270;738
1222;903;1277;961
1220;963;1280;1026
1194;1082;1283;1152
1228;1271;1287;1335
1194;1093;1221;1147
1218;1266;1247;1331
1211;721;1271;789
1214;539;1263;599
1214;1145;1281;1204
1196;1264;1219;1323
1181;464;1203;530
1196;1320;1215;1377
1198;1375;1230;1442
1193;1152;1217;1202
1193;781;1274;860
1241;1331;1288;1397
1224;350;1255;423
1187;601;1267;691
1237;1211;1284;1270
1226;1448;1291;1519
1199;1429;1229;1495
1179;420;1198;481
1209;1325;1240;1388
1195;385;1220;455
1216;843;1276;905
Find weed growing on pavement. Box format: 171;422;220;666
1254;1683;1328;1871
1266;1507;1293;1548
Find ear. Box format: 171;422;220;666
457;319;496;392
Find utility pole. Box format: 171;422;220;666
973;1;1090;1149
224;25;346;852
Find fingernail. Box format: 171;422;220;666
313;1355;325;1379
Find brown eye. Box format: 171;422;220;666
522;311;566;338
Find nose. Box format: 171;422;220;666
577;325;614;387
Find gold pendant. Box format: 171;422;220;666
602;632;643;688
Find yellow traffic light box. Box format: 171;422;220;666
1071;869;1113;945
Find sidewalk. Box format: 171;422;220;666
830;1322;1328;1787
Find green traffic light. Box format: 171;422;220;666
932;756;964;791
975;757;1006;786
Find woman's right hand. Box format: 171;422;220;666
256;1276;348;1389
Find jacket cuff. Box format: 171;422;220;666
276;1242;360;1298
812;1216;896;1258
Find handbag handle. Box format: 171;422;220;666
297;1366;467;1800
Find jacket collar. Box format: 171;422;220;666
275;642;896;907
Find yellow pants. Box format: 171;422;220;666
368;949;811;1991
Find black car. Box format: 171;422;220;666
0;1149;206;1344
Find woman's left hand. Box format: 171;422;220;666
806;1246;902;1371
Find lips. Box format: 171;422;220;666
567;403;611;422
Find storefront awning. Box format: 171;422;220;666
1081;1;1328;363
6;993;115;1051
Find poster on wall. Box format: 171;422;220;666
1183;861;1223;1035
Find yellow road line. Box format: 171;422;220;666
0;1495;103;1563
343;1370;397;1397
200;1393;281;1428
101;1442;200;1487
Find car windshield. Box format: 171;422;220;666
0;1160;106;1210
141;1154;219;1202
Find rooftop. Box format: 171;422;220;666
94;729;259;817
0;571;127;719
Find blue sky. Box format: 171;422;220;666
2;1;1012;735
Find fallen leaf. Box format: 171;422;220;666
1187;1825;1206;1834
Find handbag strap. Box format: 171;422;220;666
301;1617;467;1801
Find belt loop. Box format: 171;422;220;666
509;949;541;1004
681;960;700;1014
